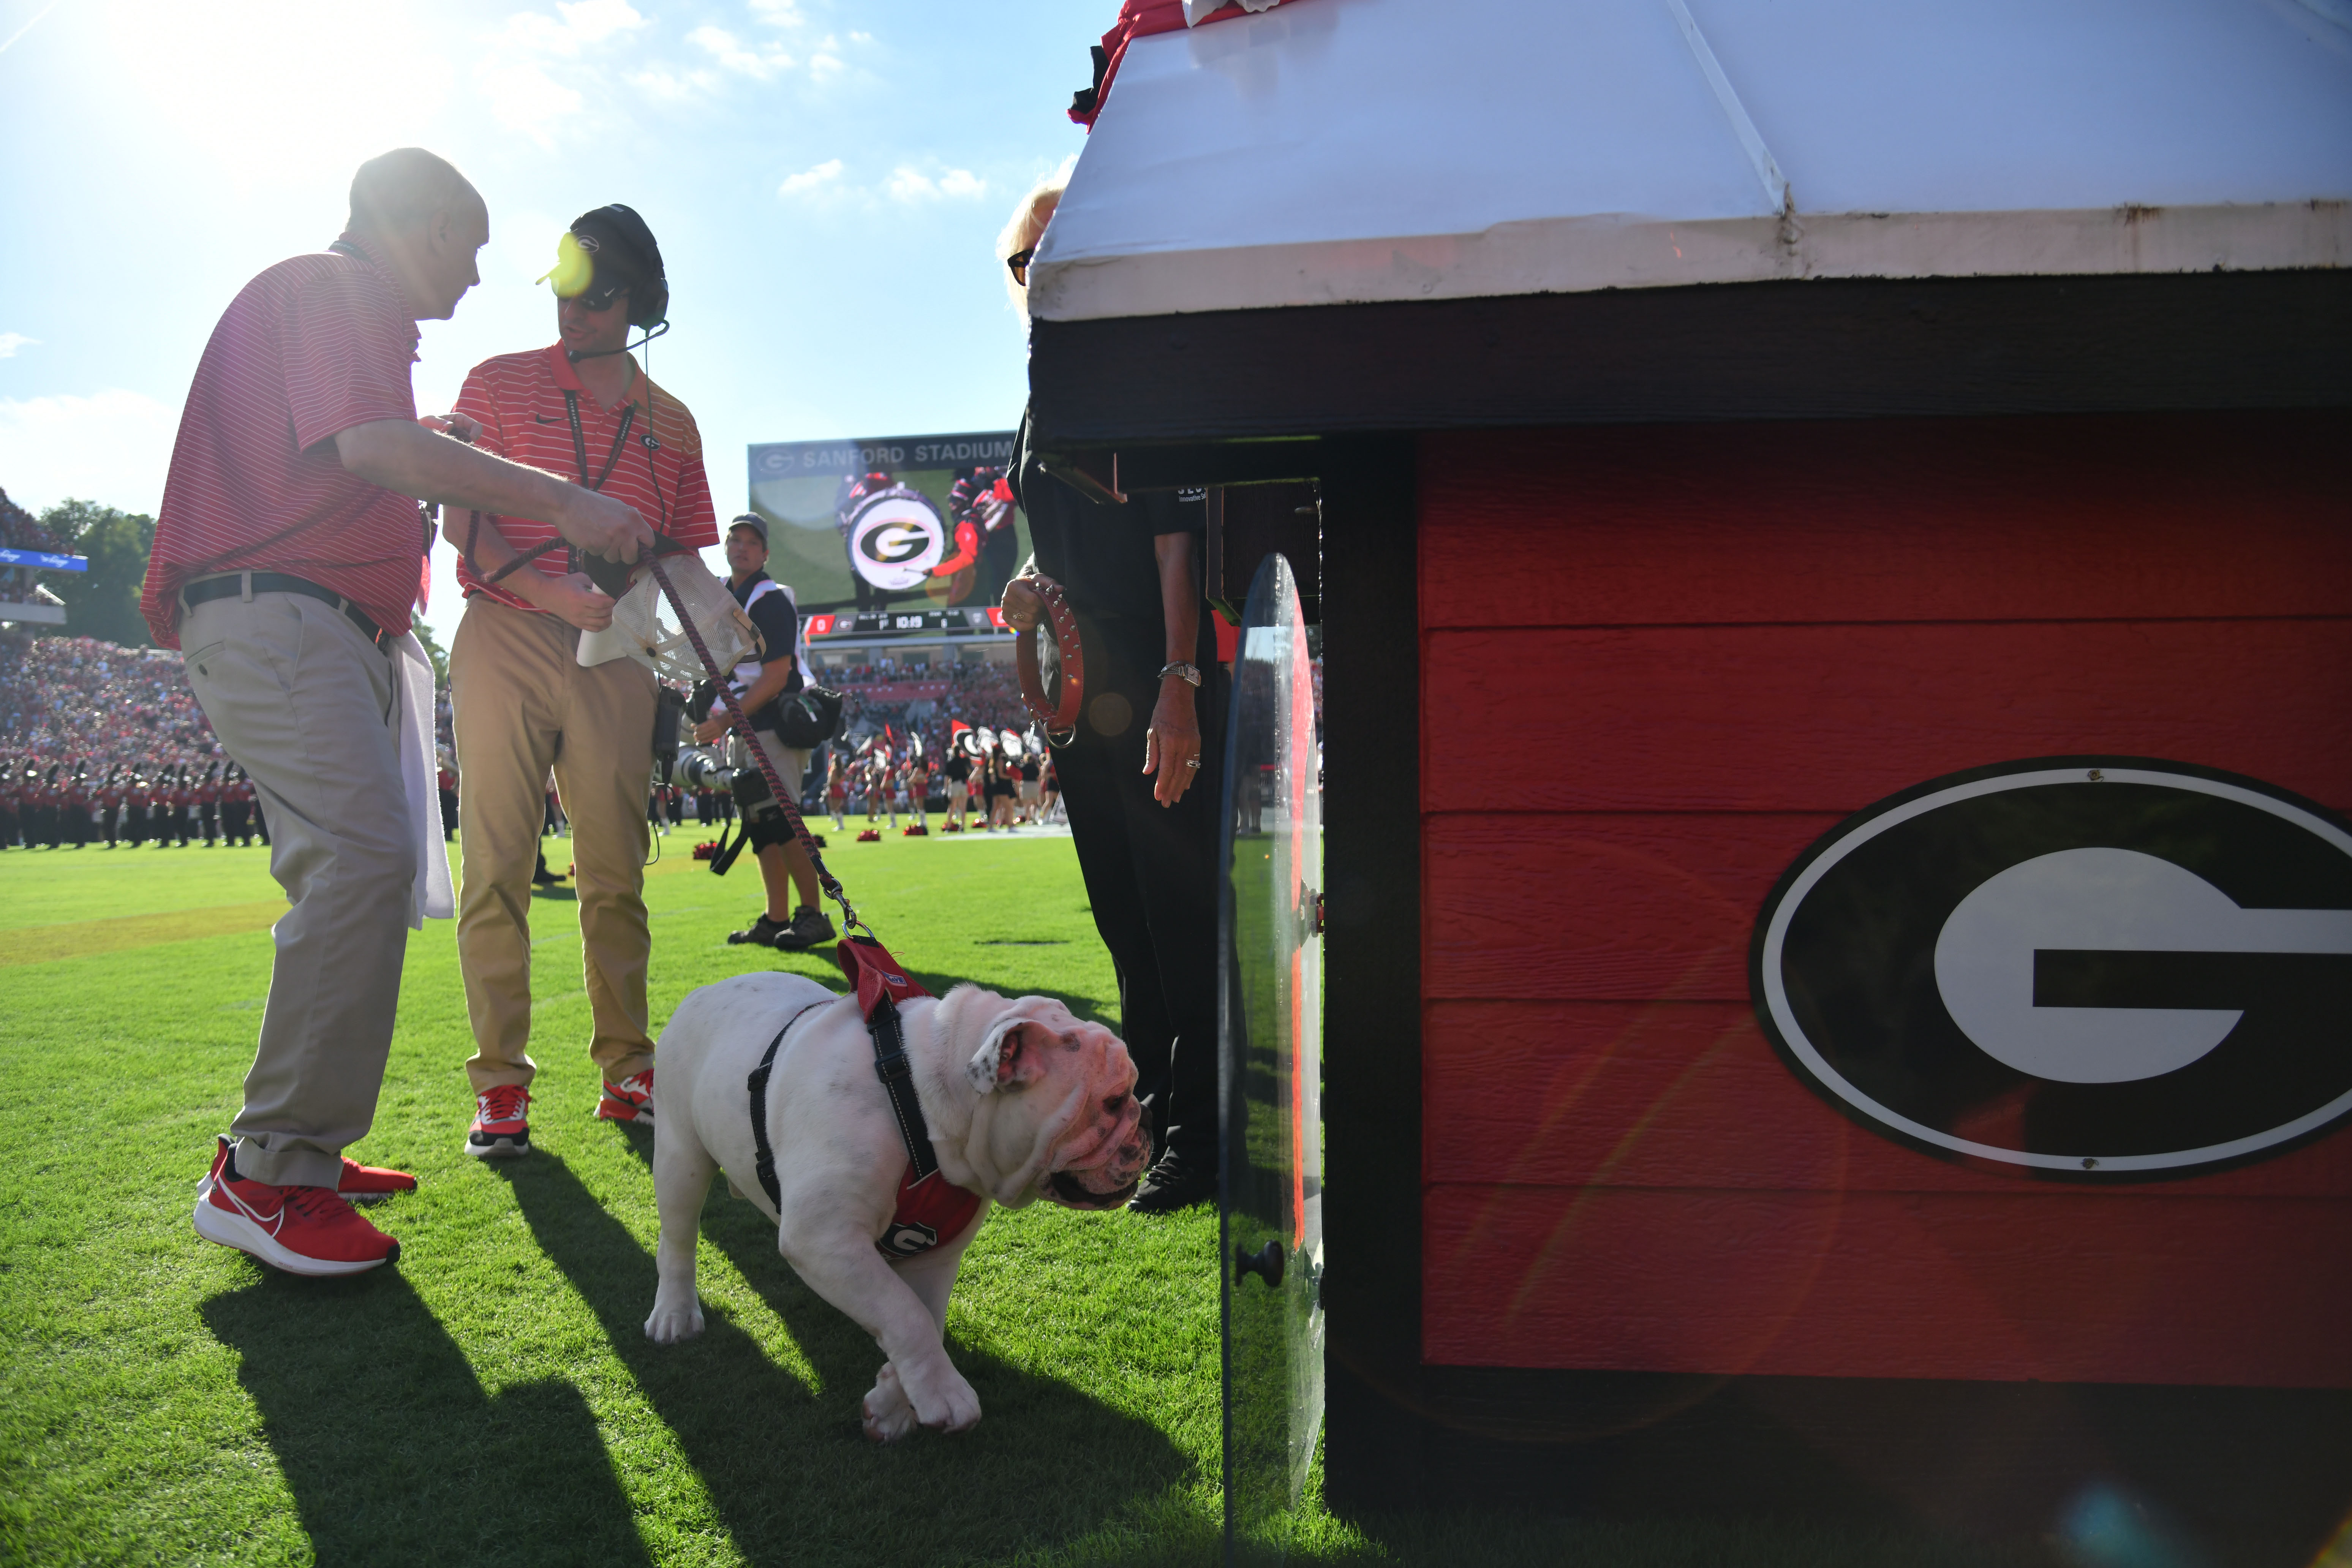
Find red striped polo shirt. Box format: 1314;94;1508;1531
450;345;717;610
139;234;429;649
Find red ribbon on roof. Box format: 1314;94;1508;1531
1070;0;1296;128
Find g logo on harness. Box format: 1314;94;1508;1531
879;1222;940;1257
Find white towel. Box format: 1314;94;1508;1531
392;632;456;929
575;556;760;684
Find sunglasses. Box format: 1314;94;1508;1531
1006;247;1035;288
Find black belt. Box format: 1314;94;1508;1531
181;572;391;648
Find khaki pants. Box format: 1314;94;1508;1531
180;590;414;1189
451;596;657;1094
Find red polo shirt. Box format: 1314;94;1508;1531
140;234;429;649
450;346;718;610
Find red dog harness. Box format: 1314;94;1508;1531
747;937;984;1260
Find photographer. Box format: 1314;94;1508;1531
445;204;718;1158
700;515;833;951
148;150;656;1274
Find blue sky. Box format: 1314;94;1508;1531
0;0;1101;643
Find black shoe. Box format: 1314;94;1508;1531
728;913;789;947
771;905;837;952
1127;1151;1217;1214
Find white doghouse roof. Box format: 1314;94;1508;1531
1029;0;2352;322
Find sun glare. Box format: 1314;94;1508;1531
104;0;456;192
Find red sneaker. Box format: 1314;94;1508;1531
596;1068;654;1124
338;1156;417;1202
191;1137;400;1277
467;1085;531;1159
201;1151;418;1203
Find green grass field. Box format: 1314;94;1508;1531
0;829;2143;1566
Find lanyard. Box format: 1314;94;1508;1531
562;388;637;577
480;387;641;585
564;389;637;493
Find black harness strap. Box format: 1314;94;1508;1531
748;997;834;1210
867;994;940;1182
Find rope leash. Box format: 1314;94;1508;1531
639;551;863;940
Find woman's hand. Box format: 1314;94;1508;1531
1000;577;1044;633
1141;677;1201;807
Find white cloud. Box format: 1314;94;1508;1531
0;334;35;359
689;24;792;79
886;164;986;203
477;59;585;147
495;0;646;56
748;0;804;24
0;390;179;517
627;63;719;101
778;158;843;198
808;43;845;82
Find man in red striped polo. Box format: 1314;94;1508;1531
443;205;718;1159
146;149;657;1276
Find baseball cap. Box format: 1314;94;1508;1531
728;513;769;544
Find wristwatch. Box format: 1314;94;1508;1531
1158;661;1202;687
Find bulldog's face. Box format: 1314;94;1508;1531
948;989;1151;1210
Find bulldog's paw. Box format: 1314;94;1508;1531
861;1363;917;1444
896;1352;982;1435
643;1293;705;1344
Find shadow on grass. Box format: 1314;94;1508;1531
201;1271;649;1568
506;1142;1188;1566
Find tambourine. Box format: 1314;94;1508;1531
1013;572;1083;746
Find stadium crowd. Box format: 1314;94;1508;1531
0;630;268;849
4;623;1317;851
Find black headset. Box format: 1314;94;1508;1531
566;204;670;359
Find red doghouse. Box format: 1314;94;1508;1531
1028;0;2352;1547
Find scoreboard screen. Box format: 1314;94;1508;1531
803;608;1010;639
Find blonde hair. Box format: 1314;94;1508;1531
997;156;1076;318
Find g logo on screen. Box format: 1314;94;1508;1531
846;490;946;591
1750;758;2352;1179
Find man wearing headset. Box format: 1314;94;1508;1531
442;205;718;1159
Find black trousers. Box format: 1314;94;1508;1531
1051;606;1226;1164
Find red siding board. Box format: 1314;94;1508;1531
1422;1184;2352;1388
1425;813;1837;1001
1420;414;2352;630
1425;620;2352;815
1423;999;2352;1198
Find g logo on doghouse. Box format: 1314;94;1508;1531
1751;758;2352;1179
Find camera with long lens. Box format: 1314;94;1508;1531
670;747;739;793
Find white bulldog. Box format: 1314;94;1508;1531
642;970;1152;1441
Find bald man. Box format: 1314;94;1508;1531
145;148;658;1277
